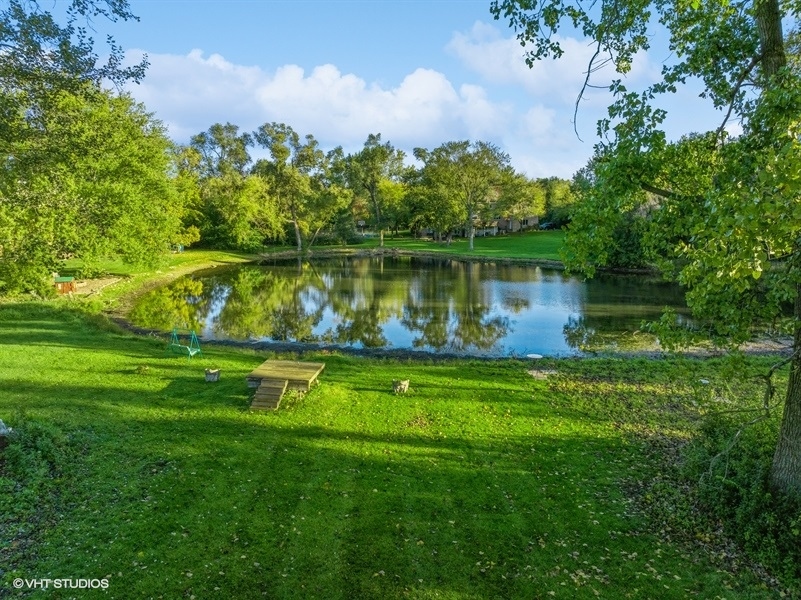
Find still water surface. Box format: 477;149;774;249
129;256;689;356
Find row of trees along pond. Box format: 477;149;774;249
0;92;575;296
181;123;576;253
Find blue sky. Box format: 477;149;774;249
90;0;730;178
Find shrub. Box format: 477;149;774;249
681;412;801;587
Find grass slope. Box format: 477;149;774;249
0;304;788;599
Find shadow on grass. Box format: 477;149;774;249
0;302;751;599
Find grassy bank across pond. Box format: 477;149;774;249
348;230;565;262
0;302;794;598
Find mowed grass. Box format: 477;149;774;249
0;304;785;599
356;230;565;261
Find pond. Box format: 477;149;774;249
128;256;691;357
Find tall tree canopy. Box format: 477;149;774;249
414;141;512;250
185;123;281;250
0;87;184;292
0;0;147;93
0;0;172;293
491;0;801;493
253;122;326;252
346;134;406;247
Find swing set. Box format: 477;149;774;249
165;328;202;359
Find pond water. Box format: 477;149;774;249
129;256;691;357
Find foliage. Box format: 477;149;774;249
540;176;576;227
413;140;513;250
496;172;546;224
0;414;76;529
252;122;350;252
345;133;406;246
190;122;253;178
682;412;801;586
184;123;281;251
0;0;147;93
0;87;185;293
492;0;801;494
0;0;176;294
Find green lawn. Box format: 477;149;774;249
0;303;788;599
61;249;264;279
352;230;565;261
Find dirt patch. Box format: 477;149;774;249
74;277;122;296
528;369;558;380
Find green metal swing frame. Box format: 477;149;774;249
165;328;202;359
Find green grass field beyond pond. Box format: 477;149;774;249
354;230;565;261
0;303;792;599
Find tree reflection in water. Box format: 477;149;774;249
129;257;690;356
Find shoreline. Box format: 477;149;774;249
99;249;792;361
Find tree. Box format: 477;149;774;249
491;0;801;494
414;141;512;250
190;123;253;178
539;177;576;227
0;87;185;291
0;0;147;93
497;172;546;226
0;0;154;292
346;134;406;247
253;122;327;252
186;123;280;250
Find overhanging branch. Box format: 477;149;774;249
716;53;762;139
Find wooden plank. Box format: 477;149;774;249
247;360;325;392
258;380;289;390
250;379;287;411
251;400;279;407
248;359;322;377
247;361;325;411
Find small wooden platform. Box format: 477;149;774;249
247;360;325;410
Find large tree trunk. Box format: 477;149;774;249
771;285;801;494
290;206;302;252
754;0;800;494
755;0;785;80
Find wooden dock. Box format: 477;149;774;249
247;360;325;410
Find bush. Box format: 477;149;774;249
606;212;649;269
681;412;801;587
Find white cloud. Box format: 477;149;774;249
447;21;659;106
123;45;598;179
124;49;518;154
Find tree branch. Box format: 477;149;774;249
639;181;678;200
715;53;762;139
573;39;605;142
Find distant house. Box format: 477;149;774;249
497;215;539;233
421;214;539;240
475;220;499;237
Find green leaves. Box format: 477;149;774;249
413;140;512;250
0;1;146;93
0;86;184;293
346;134;407;244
